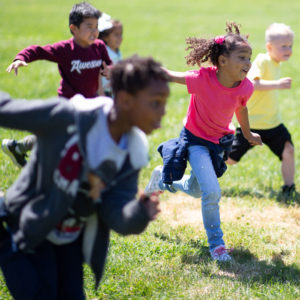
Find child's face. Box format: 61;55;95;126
219;43;252;86
71;17;99;48
104;26;123;52
128;79;169;134
267;35;293;63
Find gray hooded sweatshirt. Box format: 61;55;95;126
0;92;151;287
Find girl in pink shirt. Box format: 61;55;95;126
145;22;262;261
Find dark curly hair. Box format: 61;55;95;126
111;55;169;96
185;22;250;67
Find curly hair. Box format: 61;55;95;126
185;22;249;67
111;55;169;96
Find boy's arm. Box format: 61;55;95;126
235;105;262;146
99;170;160;235
252;77;292;90
0;92;74;135
162;68;187;85
6;43;63;75
97;74;105;96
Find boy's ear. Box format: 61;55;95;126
116;91;134;111
266;42;272;52
69;24;77;35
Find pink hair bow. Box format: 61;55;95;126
214;36;225;45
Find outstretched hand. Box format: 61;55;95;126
139;191;162;220
6;60;28;76
277;77;292;89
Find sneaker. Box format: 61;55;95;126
1;139;27;168
281;184;296;203
144;165;163;195
210;245;232;262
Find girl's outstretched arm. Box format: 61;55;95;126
235;105;262;146
162;68;187;85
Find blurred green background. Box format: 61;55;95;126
0;0;299;299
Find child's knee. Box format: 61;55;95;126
202;189;221;204
189;188;202;198
226;157;238;165
282;141;294;158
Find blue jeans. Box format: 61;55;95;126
160;145;224;250
1;237;85;300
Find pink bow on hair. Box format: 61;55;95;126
214;35;225;45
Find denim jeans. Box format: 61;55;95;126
1;238;85;300
160;145;224;250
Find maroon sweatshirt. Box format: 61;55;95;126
15;38;112;99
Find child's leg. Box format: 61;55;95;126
168;145;224;250
1;240;57;300
281;141;295;186
263;124;294;190
187;145;224;250
164;171;202;197
145;166;202;196
56;237;85;300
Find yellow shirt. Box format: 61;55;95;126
247;53;281;129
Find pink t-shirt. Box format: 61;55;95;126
184;66;254;144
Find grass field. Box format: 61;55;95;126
0;0;299;299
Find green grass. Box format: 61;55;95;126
0;0;299;299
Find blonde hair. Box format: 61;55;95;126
265;23;294;43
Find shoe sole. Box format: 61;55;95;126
144;167;162;195
1;139;22;168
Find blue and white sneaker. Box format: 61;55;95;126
144;165;163;195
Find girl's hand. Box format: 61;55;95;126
6;60;28;76
87;172;106;201
247;132;263;146
139;192;162;220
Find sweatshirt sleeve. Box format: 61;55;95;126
0;92;74;135
14;41;66;64
98;169;151;235
98;41;112;66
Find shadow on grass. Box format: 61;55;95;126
155;233;300;284
222;186;300;205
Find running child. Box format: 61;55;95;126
145;22;262;261
98;13;123;97
0;55;169;300
2;2;112;167
227;23;295;200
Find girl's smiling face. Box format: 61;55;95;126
103;25;123;52
218;42;252;88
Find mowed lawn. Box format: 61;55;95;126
0;0;299;299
